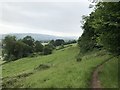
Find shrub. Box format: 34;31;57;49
43;45;52;55
9;55;17;61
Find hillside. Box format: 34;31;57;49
2;44;118;88
0;33;78;41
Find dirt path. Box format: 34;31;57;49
91;56;115;89
91;64;102;88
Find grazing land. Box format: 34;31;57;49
1;2;119;89
2;44;118;88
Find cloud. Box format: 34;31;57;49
0;1;93;37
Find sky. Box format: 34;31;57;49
0;0;93;37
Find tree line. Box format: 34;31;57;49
2;35;76;61
78;2;120;55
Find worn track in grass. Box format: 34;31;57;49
91;56;115;89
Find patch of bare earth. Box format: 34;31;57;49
91;56;115;89
91;65;102;89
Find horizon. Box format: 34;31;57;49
0;32;79;38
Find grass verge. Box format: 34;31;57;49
98;56;119;88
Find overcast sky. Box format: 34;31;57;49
0;0;93;37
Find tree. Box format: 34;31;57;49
14;40;32;58
49;40;55;46
78;15;98;53
2;35;35;61
54;39;65;46
22;36;35;53
43;45;53;55
2;35;17;61
48;40;55;49
64;40;77;45
2;35;56;61
78;2;120;55
34;41;43;52
90;2;120;55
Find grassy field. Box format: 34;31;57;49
2;44;118;88
0;48;1;56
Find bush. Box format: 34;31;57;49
9;55;17;61
54;39;65;46
43;45;52;55
34;41;43;52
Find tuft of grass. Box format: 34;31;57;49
34;64;50;71
98;56;119;88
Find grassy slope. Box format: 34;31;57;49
2;44;118;88
98;56;119;88
0;48;1;56
0;48;3;64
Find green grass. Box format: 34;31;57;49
2;44;118;88
0;48;2;56
98;56;119;88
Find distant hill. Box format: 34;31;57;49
0;33;78;41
